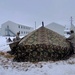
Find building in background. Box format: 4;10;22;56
45;22;75;37
70;16;75;33
64;24;75;38
45;22;65;36
1;21;34;36
70;24;75;32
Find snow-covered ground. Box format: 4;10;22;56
0;36;11;52
0;36;75;75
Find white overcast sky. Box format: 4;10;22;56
0;0;75;28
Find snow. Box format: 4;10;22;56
0;36;11;52
0;36;75;75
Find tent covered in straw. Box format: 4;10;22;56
9;22;72;62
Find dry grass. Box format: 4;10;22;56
0;51;15;59
0;52;5;55
4;54;15;58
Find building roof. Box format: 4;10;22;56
45;22;65;36
1;20;33;28
1;21;17;25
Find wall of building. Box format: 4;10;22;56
1;21;34;36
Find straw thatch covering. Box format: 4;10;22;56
9;23;73;62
